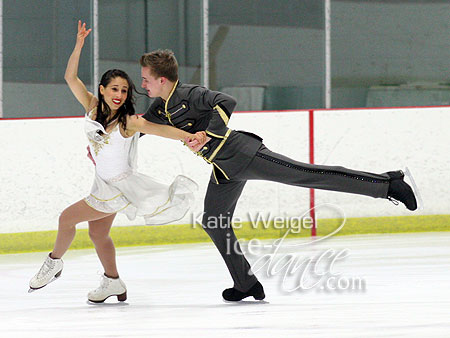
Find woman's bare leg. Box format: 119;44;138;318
51;199;113;259
88;214;118;278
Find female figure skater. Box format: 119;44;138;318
29;21;205;303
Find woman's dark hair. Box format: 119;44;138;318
96;69;136;132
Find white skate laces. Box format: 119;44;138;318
29;253;63;292
87;274;127;303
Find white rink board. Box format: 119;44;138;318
227;111;310;226
313;107;450;218
1;107;449;234
0;111;309;233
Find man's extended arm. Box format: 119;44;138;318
186;88;236;152
200;89;237;139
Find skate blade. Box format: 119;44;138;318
222;299;269;304
88;291;127;304
404;167;424;210
28;272;62;293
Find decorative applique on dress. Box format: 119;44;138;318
84;112;197;225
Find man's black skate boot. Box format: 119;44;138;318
222;281;265;301
386;170;417;211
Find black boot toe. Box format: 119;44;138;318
222;281;265;301
386;170;417;211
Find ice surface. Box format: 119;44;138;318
0;232;449;337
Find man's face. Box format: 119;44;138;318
141;67;163;98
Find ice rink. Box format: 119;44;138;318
0;232;449;337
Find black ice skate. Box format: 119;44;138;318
386;170;418;211
222;281;265;302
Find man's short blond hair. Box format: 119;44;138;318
140;49;178;82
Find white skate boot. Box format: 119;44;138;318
29;253;63;292
88;274;127;303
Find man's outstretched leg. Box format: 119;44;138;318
202;177;265;301
241;145;417;211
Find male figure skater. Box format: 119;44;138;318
140;49;417;302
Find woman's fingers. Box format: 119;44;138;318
76;20;91;42
77;20;90;35
194;134;204;143
195;131;206;143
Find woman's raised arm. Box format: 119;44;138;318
64;20;96;113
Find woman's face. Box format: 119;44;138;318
100;77;129;112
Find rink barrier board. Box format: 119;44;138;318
1;106;450;252
0;214;448;254
1;106;449;234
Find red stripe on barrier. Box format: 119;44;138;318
0;113;148;121
2;104;449;121
233;109;310;114
312;104;450;112
309;109;316;237
234;104;450;114
0;115;82;121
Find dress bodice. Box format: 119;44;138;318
85;113;136;181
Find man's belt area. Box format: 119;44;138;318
195;129;232;164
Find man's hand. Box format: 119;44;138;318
184;132;211;152
191;131;207;144
87;145;96;166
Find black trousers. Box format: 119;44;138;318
202;144;390;292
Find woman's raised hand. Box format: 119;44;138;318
76;20;92;49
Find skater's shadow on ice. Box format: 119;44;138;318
152;301;270;308
86;301;129;307
92;301;270;310
222;300;270;306
79;300;269;309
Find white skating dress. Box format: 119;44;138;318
84;112;197;225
